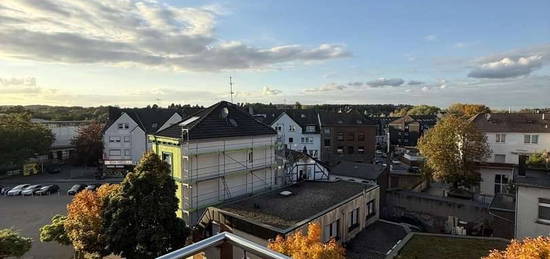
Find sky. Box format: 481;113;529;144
0;0;549;109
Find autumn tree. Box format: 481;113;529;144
268;223;345;259
446;103;491;119
0;113;54;167
102;153;189;259
484;236;550;259
418;115;490;189
71;121;104;166
39;214;71;246
0;229;32;259
65;184;120;258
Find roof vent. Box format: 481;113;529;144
279;191;292;197
301;114;306;118
221;107;229;119
485;113;491;121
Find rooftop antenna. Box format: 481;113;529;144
229;76;234;103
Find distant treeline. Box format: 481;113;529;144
0;105;109;121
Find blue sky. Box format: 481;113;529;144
0;0;549;108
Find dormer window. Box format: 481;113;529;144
152;122;158;128
306;125;316;132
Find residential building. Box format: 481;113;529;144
150;101;278;224
514;168;550;238
471;113;550;164
31;119;91;161
197;181;380;250
271;110;321;158
330;161;388;201
319;111;377;166
476;162;515;199
369;116;399;149
388;115;437;147
282;149;330;183
102;108;183;171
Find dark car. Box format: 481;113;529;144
7;184;31;196
46;166;62;174
21;184;42;195
35;185;60;195
67;184;86;195
85;184;102;191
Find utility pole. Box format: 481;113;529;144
229;76;234;103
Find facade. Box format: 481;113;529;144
271;110;321;158
197;181;380;252
150;101;279;224
32;119;91;161
476;163;515;199
319;111;378;166
283;149;330;183
471;113;550;164
388;115;437;147
514;169;550;238
102;108;183;170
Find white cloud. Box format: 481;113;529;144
0;77;36;87
424;35;438;41
468;55;543;79
304;83;347;93
262;86;282;96
0;0;349;72
366;78;404;87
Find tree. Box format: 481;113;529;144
418;115;490;189
268;223;345;259
71;121;104;166
65;184;120;258
526;151;549;169
446;103;491;118
102;153;189;259
484;236;550;259
0;229;32;259
406;105;441;116
39;214;71;246
0;113;54;167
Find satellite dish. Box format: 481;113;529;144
221;107;229;119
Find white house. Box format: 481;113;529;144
102;108;183;171
283;149;330;183
271;110;321;158
514;169;550;238
31;119;91;161
472;113;550;164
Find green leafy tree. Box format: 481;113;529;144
39;215;71;246
0;229;32;259
71;121;104;166
406;105;441;116
0;113;54;167
418;115;490;189
102;153;189;259
526;151;549;169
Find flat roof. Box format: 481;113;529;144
346;220;409;259
515;169;550;189
218;181;375;230
331;161;386;180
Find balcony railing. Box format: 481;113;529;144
156;232;291;259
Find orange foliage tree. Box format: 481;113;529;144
484;236;550;259
268;223;345;259
65;184;120;258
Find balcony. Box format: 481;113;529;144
156;232;290;259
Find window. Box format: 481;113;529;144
495;133;506;143
348;146;354;154
306;125;316;132
324;128;331;134
248;150;254;163
358;133;365;141
323;219;340;242
336;132;344;141
151;122;158;129
494;154;506;163
289;125;296;132
349;208;360;231
538;198;550;224
124;149;130;156
109;149;121;156
117;123;123;129
109;136;121;143
124;136;131;142
162;152;173;174
289;137;294;143
301;137;305;143
366;200;376;219
524;134;539;144
346;132;355;141
276;126;282;131
117;123;129;129
337;146;344;154
324;139;331;147
494;174;509;194
358;147;365;154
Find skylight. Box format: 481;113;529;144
180;116;199;126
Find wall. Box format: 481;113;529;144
321;125;377;166
485;132;550;164
272;113;321;158
515;185;550;238
150;136;184;217
478;167;514;197
103;113;146;164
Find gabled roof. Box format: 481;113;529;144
155;101;277;140
104;107;183;134
471;113;550;133
272;109;321;133
318;111;377;126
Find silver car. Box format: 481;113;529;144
21;184;42;196
6;184;30;196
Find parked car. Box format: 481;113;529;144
21;184;42;195
0;185;7;195
6;184;31;196
35;185;60;195
85;184;102;191
67;184;86;195
46;166;62;174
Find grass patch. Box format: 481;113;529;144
397;235;508;259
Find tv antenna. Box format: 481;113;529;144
229;76;234;103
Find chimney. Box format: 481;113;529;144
543;113;546;120
248;106;254;115
518;155;527;176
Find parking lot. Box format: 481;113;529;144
0;167;122;259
